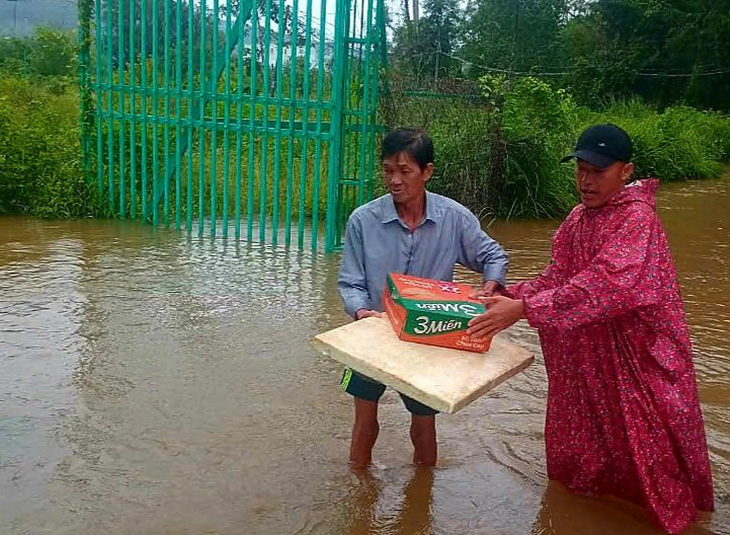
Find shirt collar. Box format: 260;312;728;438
381;191;441;225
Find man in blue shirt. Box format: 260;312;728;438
338;128;509;467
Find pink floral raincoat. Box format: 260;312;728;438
506;179;714;533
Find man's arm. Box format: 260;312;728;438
337;214;375;319
505;261;566;300
522;209;661;330
504;212;576;300
469;206;662;337
457;211;508;295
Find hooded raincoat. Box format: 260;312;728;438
506;179;714;533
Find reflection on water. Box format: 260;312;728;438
337;468;434;535
0;176;728;534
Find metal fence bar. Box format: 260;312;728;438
129;0;137;219
151;0;160;225
197;0;206;236
186;0;194;232
78;0;92;187
297;0;313;249
258;0;272;243
222;1;232;239
367;0;386;200
246;1;258;241
234;2;244;239
210;0;219;237
175;0;182;230
357;0;373;207
160;0;170;224
140;0;149;220
106;0;115;213
339;0;356;240
271;0;286;245
118;0;126;217
284;0;299;246
324;0;346;251
163;0;171;225
310;0;327;251
94;0;104;203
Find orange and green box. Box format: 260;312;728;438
383;273;491;353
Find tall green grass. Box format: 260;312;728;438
580;100;730;181
0;76;98;217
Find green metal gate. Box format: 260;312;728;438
77;0;386;251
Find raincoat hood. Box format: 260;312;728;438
608;178;659;209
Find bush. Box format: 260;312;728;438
0;76;96;217
484;75;579;218
426;104;494;216
387;73;730;219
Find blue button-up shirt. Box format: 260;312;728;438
338;191;509;318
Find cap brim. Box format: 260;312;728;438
560;149;618;168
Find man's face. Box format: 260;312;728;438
383;152;433;205
575;159;633;208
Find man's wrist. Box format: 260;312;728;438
514;298;526;319
482;269;507;286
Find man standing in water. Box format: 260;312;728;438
338;128;508;467
467;124;714;533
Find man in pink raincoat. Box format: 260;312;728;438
467;124;714;533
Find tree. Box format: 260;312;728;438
390;0;461;80
563;0;730;110
29;27;75;77
459;0;569;77
0;28;75;78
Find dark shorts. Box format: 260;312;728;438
340;368;439;416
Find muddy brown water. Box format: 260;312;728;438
1;177;728;534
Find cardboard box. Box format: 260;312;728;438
382;273;491;353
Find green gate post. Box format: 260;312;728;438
324;0;348;252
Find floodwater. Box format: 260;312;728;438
1;177;728;535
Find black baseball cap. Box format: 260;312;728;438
561;124;633;168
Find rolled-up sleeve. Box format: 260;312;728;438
338;214;372;318
457;212;509;285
